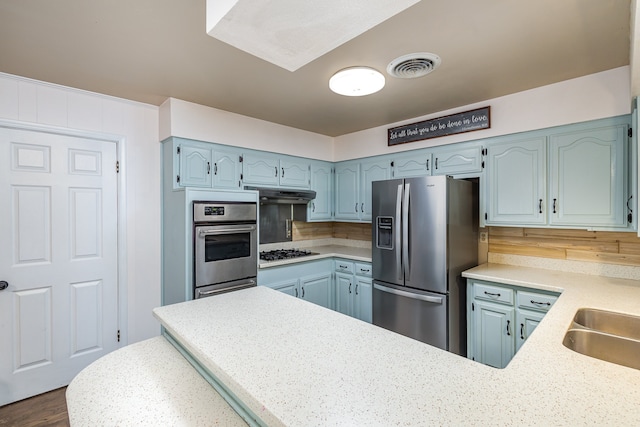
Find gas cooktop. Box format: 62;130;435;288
259;249;318;261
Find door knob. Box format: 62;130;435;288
0;281;8;291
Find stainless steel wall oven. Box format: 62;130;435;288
193;201;257;298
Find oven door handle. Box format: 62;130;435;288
197;279;256;297
199;225;256;236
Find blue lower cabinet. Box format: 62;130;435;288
260;259;334;310
467;279;559;368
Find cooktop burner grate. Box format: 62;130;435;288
259;249;318;261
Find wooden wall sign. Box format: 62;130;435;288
388;106;490;146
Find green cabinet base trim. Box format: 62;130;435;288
163;331;265;427
467;279;559;368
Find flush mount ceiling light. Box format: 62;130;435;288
329;67;386;97
387;52;442;79
206;0;420;72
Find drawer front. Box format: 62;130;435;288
517;291;558;312
355;263;372;277
334;260;354;274
473;282;514;305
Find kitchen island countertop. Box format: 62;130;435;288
153;263;640;426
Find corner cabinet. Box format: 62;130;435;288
308;160;334;221
334;158;391;222
467;279;558;368
259;259;333;309
484;116;632;231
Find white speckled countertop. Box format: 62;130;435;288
259;244;371;269
153;263;640;426
66;336;247;426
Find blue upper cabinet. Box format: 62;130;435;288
485;136;547;225
168;137;242;189
484;115;632;230
212;148;242;189
359;158;392;221
432;144;484;177
242;152;280;186
178;144;212;188
392;150;432;178
549;123;627;228
243;152;311;188
334;158;391;222
334;161;360;220
308;160;334;221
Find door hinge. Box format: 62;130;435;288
482;147;487;156
240;173;243;180
116;161;120;173
472;302;475;311
484;212;488;220
481;160;485;169
177;175;180;184
177;146;181;155
628;128;633;138
117;330;121;342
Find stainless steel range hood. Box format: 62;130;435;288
245;186;316;204
245;186;316;243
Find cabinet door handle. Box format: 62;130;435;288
530;300;551;307
360;202;364;212
355;203;358;213
349;283;352;294
483;291;501;297
295;288;298;298
312;202;315;212
275;166;278;177
207;162;211;174
426;159;429;171
506;320;511;336
214;163;218;175
355;284;359;295
520;323;525;340
538;199;543;214
435;158;438;169
281;167;285;178
553;198;557;214
301;287;305;298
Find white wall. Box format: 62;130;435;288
159;98;335;161
334;66;632;161
0;72;161;345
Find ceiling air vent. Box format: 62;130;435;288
387;52;441;79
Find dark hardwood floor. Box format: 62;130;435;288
0;388;69;427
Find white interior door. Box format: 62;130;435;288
0;128;119;405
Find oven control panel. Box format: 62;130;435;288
204;206;225;216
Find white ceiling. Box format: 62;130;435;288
0;0;633;137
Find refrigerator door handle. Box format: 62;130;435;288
395;183;403;281
402;182;410;279
374;283;443;304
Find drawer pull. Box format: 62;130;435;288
531;300;551;306
484;291;501;297
360;269;370;273
339;264;348;269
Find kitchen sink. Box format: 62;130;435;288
563;308;640;370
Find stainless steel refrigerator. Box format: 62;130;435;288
372;175;478;356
